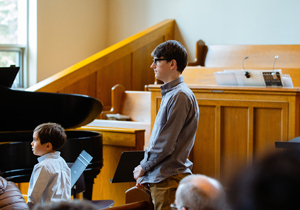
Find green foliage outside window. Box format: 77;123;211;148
0;0;18;44
0;0;23;87
0;0;19;68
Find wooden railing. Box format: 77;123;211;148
27;19;175;111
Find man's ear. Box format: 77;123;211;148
170;59;177;70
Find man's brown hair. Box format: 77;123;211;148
151;40;188;73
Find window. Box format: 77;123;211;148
0;0;27;88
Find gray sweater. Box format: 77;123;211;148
138;76;199;184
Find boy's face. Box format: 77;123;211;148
150;57;173;83
31;131;49;156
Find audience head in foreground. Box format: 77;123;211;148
32;200;98;210
173;174;226;210
228;149;300;210
0;176;29;210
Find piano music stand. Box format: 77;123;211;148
69;151;114;208
71;150;93;188
275;137;300;149
0;66;20;88
110;151;144;183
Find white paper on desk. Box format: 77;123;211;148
213;71;237;86
282;74;294;88
225;70;265;87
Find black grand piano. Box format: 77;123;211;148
0;66;103;199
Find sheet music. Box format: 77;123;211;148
282;74;294;87
213;71;237;86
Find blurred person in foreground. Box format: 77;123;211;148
228;149;300;210
32;200;98;210
172;174;225;210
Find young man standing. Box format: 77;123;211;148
133;40;199;210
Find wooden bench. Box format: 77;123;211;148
88;84;151;149
188;40;300;68
100;84;150;123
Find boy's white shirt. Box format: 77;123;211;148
27;151;71;204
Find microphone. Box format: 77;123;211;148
272;55;279;79
243;56;250;78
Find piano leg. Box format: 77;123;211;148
83;170;100;200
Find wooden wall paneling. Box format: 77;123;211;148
181;97;289;186
163;28;174;41
132;38;163;90
191;104;217;178
253;103;288;159
96;54;132;110
295;96;300;137
215;105;221;180
220;106;249;184
192;99;252;183
247;106;254;164
287;96;298;139
59;72;97;98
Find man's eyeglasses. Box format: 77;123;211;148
170;203;188;210
152;58;168;65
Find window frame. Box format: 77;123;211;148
0;44;26;88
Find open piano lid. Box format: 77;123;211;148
0;66;104;199
0;66;103;131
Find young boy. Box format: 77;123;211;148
27;123;71;208
133;40;199;210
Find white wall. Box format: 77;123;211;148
33;0;108;84
32;0;300;85
107;0;300;62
